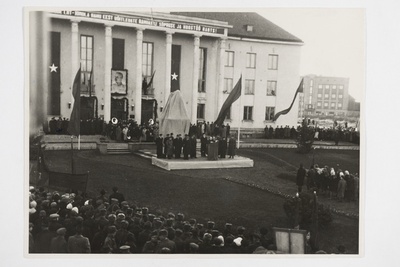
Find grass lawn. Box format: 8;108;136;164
35;147;360;254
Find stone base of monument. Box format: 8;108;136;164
151;155;254;171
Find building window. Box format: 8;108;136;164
331;93;336;99
308;96;312;104
310;79;314;86
331;102;336;109
197;104;205;119
225;51;234;67
338;103;343;109
332;85;337;89
268;54;278;70
324;93;329;99
317;101;322;108
338;94;343;99
80;35;93;87
142;42;154;79
317;93;322;99
245;79;255;95
324;102;329;109
318;84;322;89
198;48;207;92
246;53;256;68
339;85;344;89
224;78;233;93
267;81;277;96
325;85;330;89
265;106;275;121
243;106;253;120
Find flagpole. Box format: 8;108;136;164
71;135;75;174
237;74;242;149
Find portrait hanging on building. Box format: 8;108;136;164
111;69;128;95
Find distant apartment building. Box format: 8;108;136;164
298;75;359;120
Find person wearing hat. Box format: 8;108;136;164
165;135;174;159
156;229;176;253
137;221;153;250
155;134;164;158
198;233;213;253
67;225;91;253
174;134;183;159
142;234;159;253
296;163;306;193
115;220;136;251
96;189;108;204
48;213;62;233
102;225;118;253
50;228;68;253
182;134;191;160
337;172;347;202
190;135;197;159
109;186;125;205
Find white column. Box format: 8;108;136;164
135;28;144;125
217;38;226;115
70;20;80;112
191;34;201;123
104;24;113;122
164;31;173;105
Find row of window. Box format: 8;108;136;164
316;102;343;109
80;35;278;95
197;104;275;121
225;51;279;70
224;79;277;96
317;93;344;100
317;84;344;90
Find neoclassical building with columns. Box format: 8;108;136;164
43;10;303;130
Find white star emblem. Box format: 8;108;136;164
171;72;178;80
49;63;58;73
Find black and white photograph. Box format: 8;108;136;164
3;0;397;266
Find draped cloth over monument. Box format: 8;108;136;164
159;90;190;137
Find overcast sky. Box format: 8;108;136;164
259;8;365;101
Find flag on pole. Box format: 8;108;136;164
171;45;181;92
215;75;242;126
273;78;304;122
67;68;81;136
145;70;156;90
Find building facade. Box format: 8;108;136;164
299;75;358;119
36;10;303;133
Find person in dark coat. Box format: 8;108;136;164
228;136;236;159
174;134;183;159
190;135;197;158
219;137;227;158
67;226;91;253
165;137;174;159
226;123;230;137
183;135;191;160
50;227;68;253
163;134;170;156
109;187;125;205
296;164;306;193
200;133;207;157
155;134;164;158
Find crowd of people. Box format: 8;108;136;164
28;185;348;254
264;123;359;145
28;186;279;254
155;133;237;160
46;117;158;142
296;163;360;203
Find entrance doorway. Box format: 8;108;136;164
80;96;98;120
111;97;128;121
141;99;157;124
